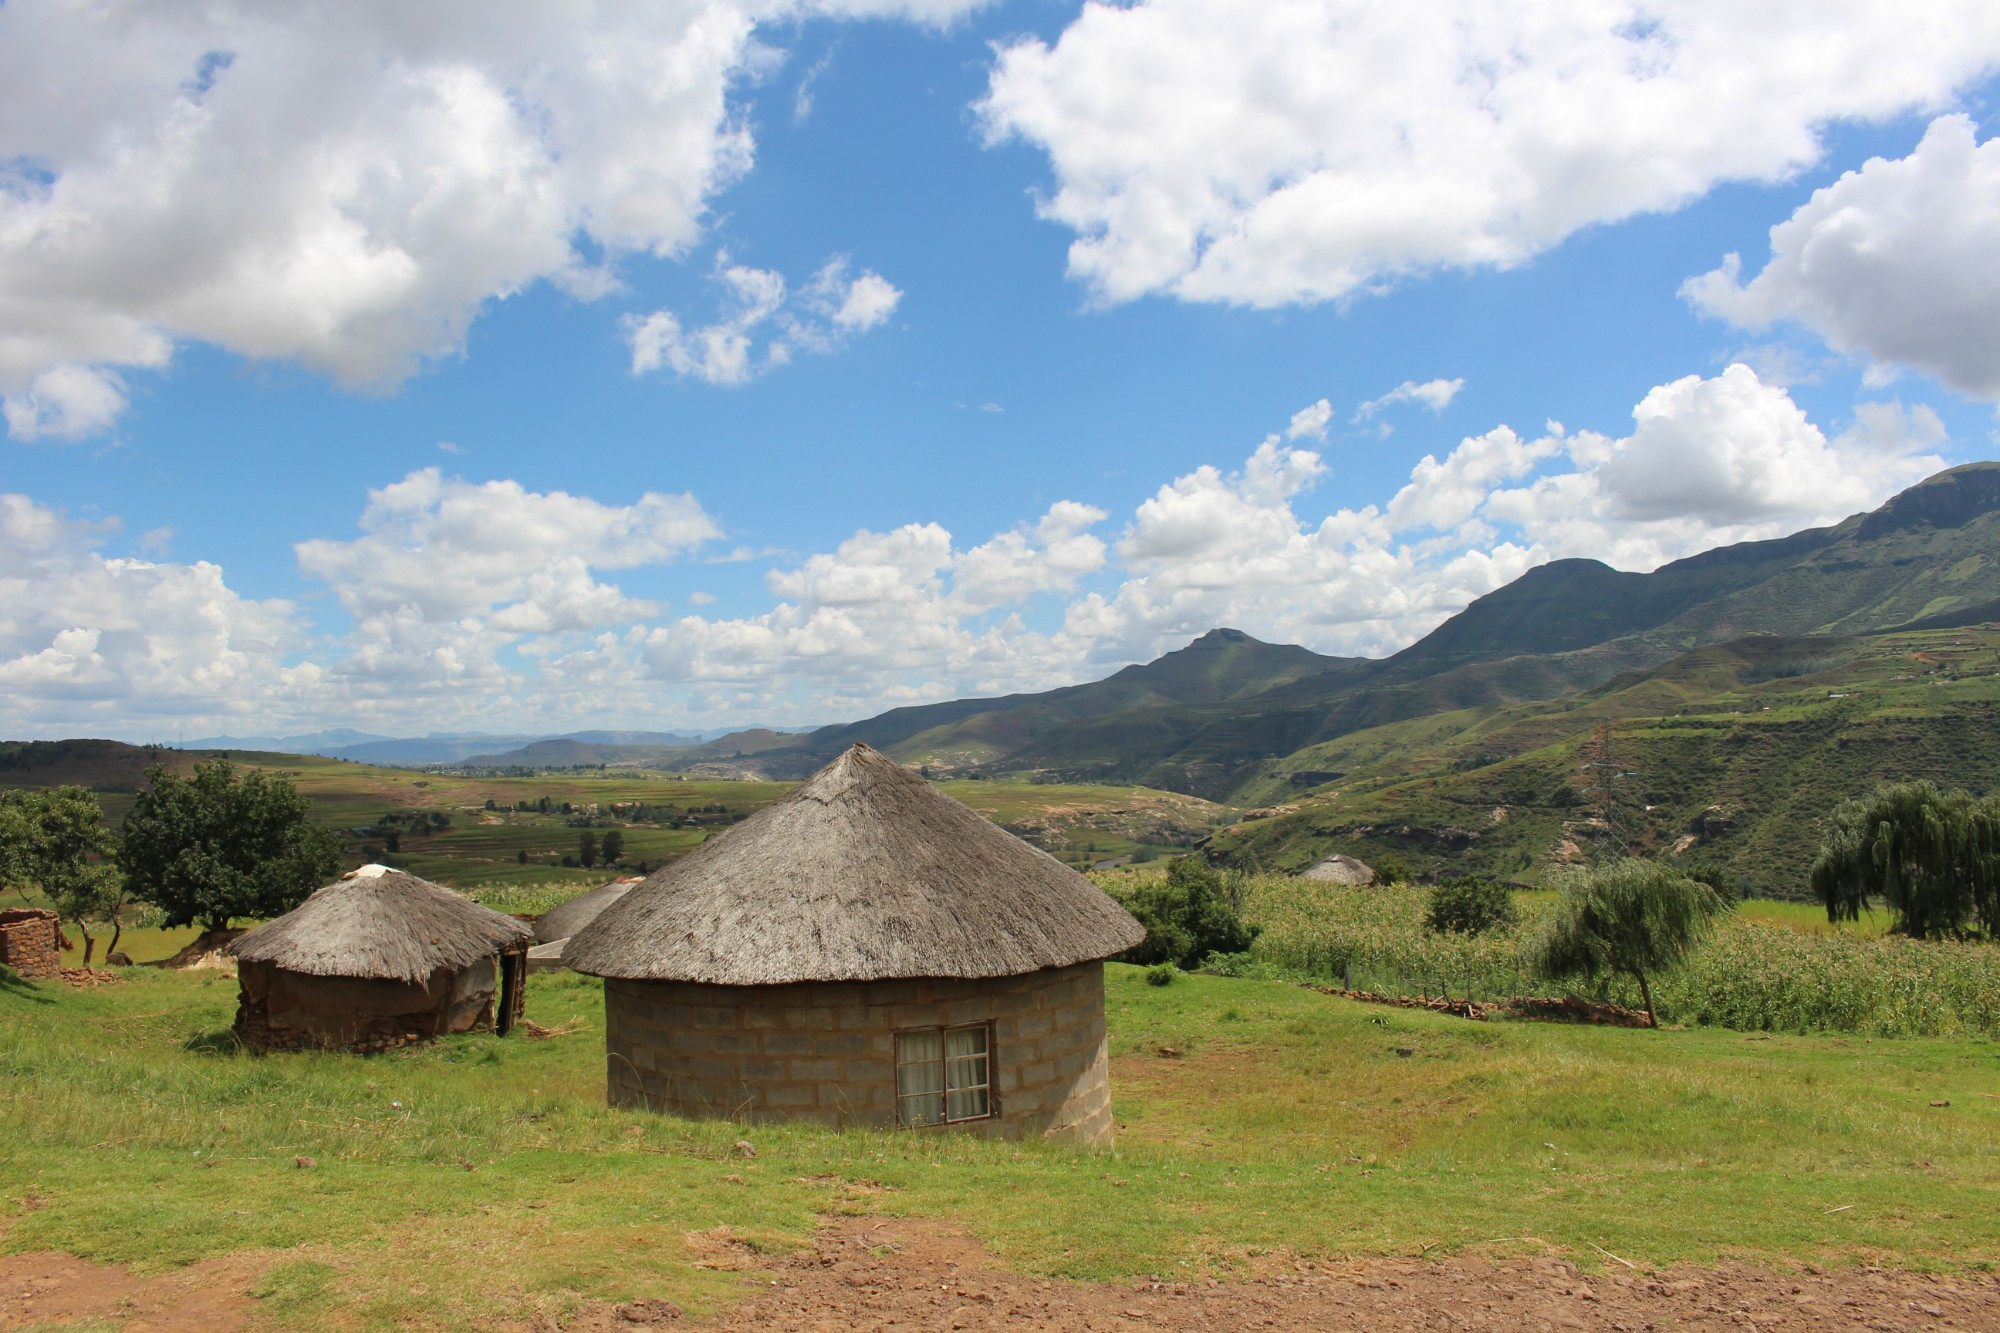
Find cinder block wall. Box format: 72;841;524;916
604;961;1113;1147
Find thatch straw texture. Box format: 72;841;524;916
566;744;1143;984
230;865;532;983
533;878;638;944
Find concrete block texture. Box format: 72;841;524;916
603;962;1117;1147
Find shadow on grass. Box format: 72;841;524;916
183;1027;245;1055
0;966;57;1003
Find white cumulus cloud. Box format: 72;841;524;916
980;1;2000;308
1355;378;1464;421
0;0;968;437
1286;398;1332;440
294;469;721;688
1684;114;2000;400
0;495;309;728
624;254;901;385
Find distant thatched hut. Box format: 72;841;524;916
527;877;639;972
228;866;532;1052
566;744;1143;1146
1301;853;1376;885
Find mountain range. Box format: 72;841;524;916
730;463;2000;780
94;461;2000;894
660;461;2000;891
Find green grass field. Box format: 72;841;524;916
3;963;1997;1329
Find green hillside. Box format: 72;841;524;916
1209;623;2000;896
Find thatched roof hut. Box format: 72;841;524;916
1301;853;1376;885
228;865;531;1052
568;743;1142;1144
533;877;640;945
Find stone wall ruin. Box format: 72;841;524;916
0;908;63;980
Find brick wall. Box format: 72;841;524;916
0;909;62;980
604;961;1114;1148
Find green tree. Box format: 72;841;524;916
1372;853;1412;885
120;761;342;932
1118;857;1259;969
0;787;122;965
578;830;599;870
1526;858;1726;1028
1424;875;1518;936
601;829;624;865
1810;781;2000;939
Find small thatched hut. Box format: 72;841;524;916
566;743;1143;1146
1302;853;1376;885
527;877;639;972
228;865;532;1052
534;877;640;945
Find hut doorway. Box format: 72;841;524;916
497;950;524;1036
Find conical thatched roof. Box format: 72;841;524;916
533;877;639;944
1301;853;1375;885
566;744;1144;984
230;865;532;983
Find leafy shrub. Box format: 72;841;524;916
1676;862;1741;907
1145;963;1178;987
1424;876;1518;935
1372;854;1412;885
1116;857;1258;969
1741;654;1848;683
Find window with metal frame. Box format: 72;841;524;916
894;1023;992;1126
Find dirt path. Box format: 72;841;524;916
650;1216;2000;1333
7;1217;1998;1331
0;1249;260;1331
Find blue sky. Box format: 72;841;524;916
3;1;1998;740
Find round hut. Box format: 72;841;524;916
565;744;1144;1146
1301;853;1376;885
228;865;532;1052
527;877;639;972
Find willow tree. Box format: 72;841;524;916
1810;781;2000;940
1526;858;1726;1028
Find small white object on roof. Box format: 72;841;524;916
343;863;393;880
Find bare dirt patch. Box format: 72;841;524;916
670;1216;2000;1333
8;1217;1998;1330
0;1250;260;1331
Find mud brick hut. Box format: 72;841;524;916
227;865;532;1052
0;908;64;979
565;743;1144;1146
